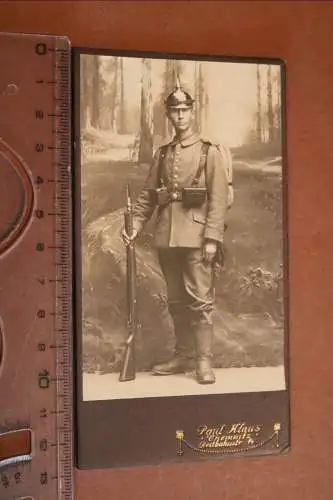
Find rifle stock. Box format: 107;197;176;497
119;336;135;382
119;185;138;382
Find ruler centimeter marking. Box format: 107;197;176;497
0;33;73;500
53;38;73;500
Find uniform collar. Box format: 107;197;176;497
170;131;201;147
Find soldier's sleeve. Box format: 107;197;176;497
131;148;160;234
204;144;229;243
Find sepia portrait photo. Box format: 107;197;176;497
75;51;287;405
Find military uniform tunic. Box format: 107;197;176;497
132;132;229;248
132;131;230;343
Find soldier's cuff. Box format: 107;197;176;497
204;228;224;243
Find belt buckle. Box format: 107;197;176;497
171;191;179;201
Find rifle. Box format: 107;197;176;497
119;184;138;382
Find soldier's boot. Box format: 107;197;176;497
152;356;193;376
195;323;216;385
152;316;195;376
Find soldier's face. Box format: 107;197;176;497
167;106;193;133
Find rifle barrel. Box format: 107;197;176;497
119;184;137;382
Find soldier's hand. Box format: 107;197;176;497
203;240;217;263
121;227;138;246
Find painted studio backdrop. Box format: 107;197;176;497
78;54;286;401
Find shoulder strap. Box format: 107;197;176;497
157;145;168;187
191;141;210;186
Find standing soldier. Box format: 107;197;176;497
122;84;231;384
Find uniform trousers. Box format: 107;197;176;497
157;247;215;359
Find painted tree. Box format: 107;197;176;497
193;61;208;134
80;55;90;130
90;55;102;129
161;59;183;139
267;65;274;142
109;57;119;132
96;56;122;131
118;57;126;134
256;64;262;143
204;87;209;134
273;67;282;139
138;58;154;163
193;62;200;133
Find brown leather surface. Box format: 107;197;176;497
0;429;32;461
0;1;333;498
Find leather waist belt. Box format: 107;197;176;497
154;187;207;208
169;190;183;201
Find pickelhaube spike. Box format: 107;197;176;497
165;76;195;109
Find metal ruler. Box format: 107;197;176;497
0;33;73;499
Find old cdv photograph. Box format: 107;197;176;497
74;48;290;469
